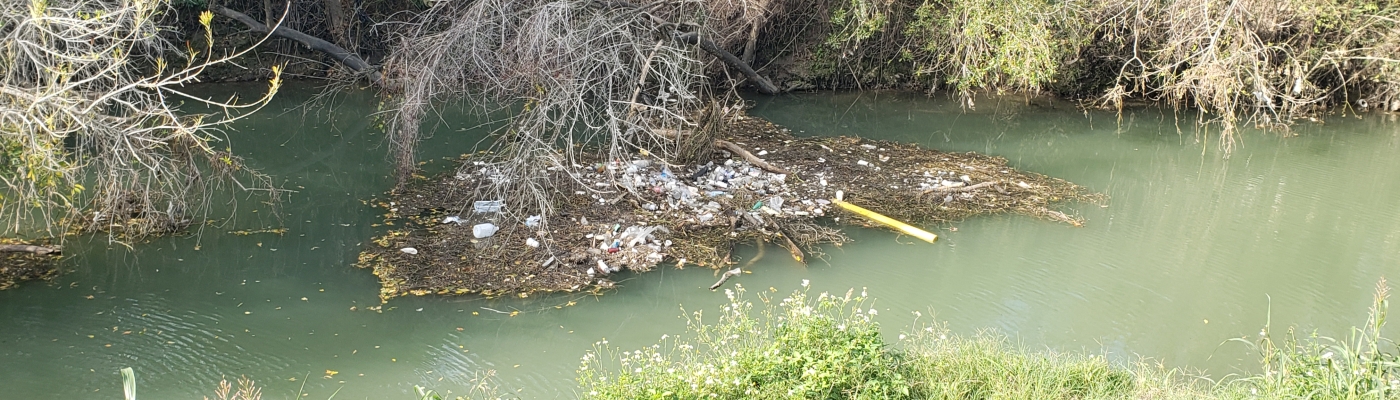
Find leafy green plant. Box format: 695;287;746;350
904;0;1071;102
578;282;908;399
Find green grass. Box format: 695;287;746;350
578;279;1400;399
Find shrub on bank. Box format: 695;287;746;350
578;280;1400;399
577;283;908;398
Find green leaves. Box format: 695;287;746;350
580;285;907;399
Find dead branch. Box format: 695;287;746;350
922;181;997;194
674;32;780;95
213;5;383;86
0;244;60;256
709;267;742;290
714;139;790;174
773;225;805;264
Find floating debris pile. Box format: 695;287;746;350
358;114;1101;301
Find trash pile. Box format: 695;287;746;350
358;113;1101;301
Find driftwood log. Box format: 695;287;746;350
0;244;60;256
213;6;383;86
714;139;791;174
674;32;781;95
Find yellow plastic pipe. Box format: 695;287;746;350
832;199;938;243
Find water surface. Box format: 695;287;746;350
1;87;1398;399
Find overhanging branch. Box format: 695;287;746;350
213;5;383;86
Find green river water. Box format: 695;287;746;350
2;86;1399;399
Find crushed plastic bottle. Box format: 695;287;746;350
472;223;499;238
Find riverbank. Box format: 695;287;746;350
580;282;1400;399
117;280;1400;399
357;112;1098;300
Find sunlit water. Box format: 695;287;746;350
2;87;1398;399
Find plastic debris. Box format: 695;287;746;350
473;200;503;213
441;216;464;224
596;260;611;274
525;215;542;227
400;247;418;255
526;238;540;247
833;199;938;243
472;223;499;238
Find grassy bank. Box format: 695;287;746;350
578;280;1400;399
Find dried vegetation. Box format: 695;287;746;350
807;0;1400;147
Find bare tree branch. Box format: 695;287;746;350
714;139;789;174
213;4;383;86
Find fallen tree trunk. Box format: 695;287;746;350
674;32;780;95
213;5;383;86
714;139;790;174
0;244;60;256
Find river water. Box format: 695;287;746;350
2;86;1398;399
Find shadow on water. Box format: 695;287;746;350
1;87;1399;398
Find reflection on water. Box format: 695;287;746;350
1;87;1398;399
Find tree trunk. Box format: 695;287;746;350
741;22;759;65
322;0;352;51
674;32;780;95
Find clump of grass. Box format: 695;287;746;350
1225;278;1400;398
898;323;1137;398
